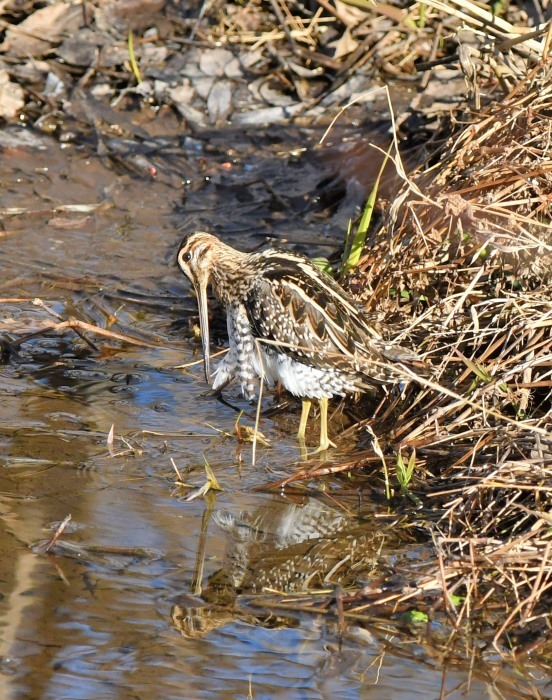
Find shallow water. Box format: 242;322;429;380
0;117;550;700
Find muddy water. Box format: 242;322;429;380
0;121;547;700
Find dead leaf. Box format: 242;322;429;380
107;423;115;457
47;216;93;229
0;70;25;119
329;27;359;59
0;4;82;58
199;48;235;78
95;0;167;31
334;0;370;27
207;80;233;124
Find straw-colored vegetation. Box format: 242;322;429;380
347;3;551;649
351;55;552;653
209;0;552;660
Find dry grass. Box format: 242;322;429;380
215;0;552;659
341;41;551;655
203;0;551;107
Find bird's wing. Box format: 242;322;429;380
244;253;406;382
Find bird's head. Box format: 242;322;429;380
177;231;218;290
176;231;220;384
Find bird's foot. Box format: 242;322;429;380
300;438;337;459
314;438;337;453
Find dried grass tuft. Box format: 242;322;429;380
249;3;552;654
340;56;552;651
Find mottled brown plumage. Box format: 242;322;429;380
177;231;424;450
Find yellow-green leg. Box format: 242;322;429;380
317;396;336;452
297;399;312;440
297;397;337;454
319;397;330;451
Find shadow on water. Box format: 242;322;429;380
0;114;549;699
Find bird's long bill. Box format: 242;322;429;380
196;282;211;385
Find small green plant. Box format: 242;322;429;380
311;257;334;275
401;609;429;624
396;449;417;491
341;142;393;276
128;30;142;84
464;357;509;395
417;3;427;29
396;450;423;505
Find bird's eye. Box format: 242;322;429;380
183;252;191;263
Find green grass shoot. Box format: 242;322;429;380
311;257;334;275
128;30;142;84
396;449;416;491
417;3;427;28
341;142;393;276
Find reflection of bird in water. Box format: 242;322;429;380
177;232;425;450
210;499;384;593
170;497;390;639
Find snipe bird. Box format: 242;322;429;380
177;232;423;451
